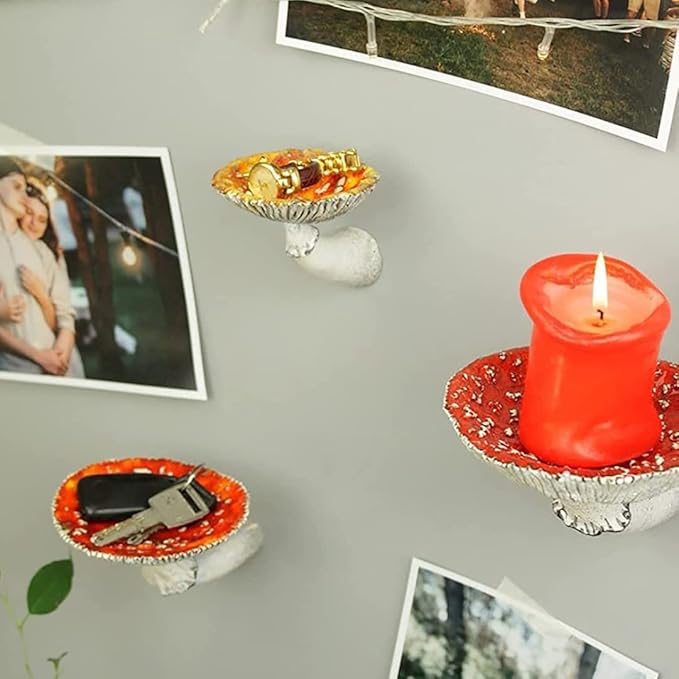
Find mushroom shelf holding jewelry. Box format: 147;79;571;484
212;148;382;287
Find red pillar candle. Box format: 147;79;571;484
519;253;671;468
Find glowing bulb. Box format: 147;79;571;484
122;243;138;267
45;185;58;202
592;252;608;312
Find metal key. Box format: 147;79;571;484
91;481;211;547
126;524;163;546
125;464;209;545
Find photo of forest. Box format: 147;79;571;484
393;564;654;679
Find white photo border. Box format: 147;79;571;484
276;1;679;151
0;145;207;401
389;557;658;679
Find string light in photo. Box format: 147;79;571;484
0;150;178;268
120;233;140;268
45;183;59;203
34;167;179;272
200;0;679;57
16;171;144;271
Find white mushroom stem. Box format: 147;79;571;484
285;223;320;258
140;523;264;596
284;223;382;287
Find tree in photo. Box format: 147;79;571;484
55;157;123;378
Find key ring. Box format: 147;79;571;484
179;463;206;489
124;464;208;546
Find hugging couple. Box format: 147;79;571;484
0;158;84;378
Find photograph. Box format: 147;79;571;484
390;559;657;679
277;0;679;149
0;146;206;400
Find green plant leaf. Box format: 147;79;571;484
48;652;68;668
48;651;68;679
26;559;73;615
48;651;67;665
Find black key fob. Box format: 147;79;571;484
77;473;217;522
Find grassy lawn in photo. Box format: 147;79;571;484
285;0;672;136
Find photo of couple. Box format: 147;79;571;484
0;158;83;377
0;148;205;399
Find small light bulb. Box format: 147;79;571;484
45;185;58;202
122;243;138;267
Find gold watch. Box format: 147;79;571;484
247;149;362;200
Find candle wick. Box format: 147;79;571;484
597;309;605;322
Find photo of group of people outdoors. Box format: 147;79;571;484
279;0;679;148
0;150;204;399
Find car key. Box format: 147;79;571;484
91;480;211;547
77;465;215;522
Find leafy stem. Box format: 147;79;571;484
48;652;68;679
1;557;73;678
0;588;35;679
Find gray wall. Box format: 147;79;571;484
0;1;677;677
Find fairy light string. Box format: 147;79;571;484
1;151;180;259
44;171;179;258
200;0;679;37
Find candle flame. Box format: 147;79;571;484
592;252;608;311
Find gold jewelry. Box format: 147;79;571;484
313;149;362;176
247;149;362;200
247;159;302;201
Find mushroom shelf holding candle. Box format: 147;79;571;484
519;253;671;468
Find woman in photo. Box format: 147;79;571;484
594;0;610;18
624;0;659;46
0;159;67;375
512;0;538;20
20;179;84;377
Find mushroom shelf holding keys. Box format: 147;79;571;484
52;458;263;596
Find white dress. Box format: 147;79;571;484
36;242;85;378
0;228;56;373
